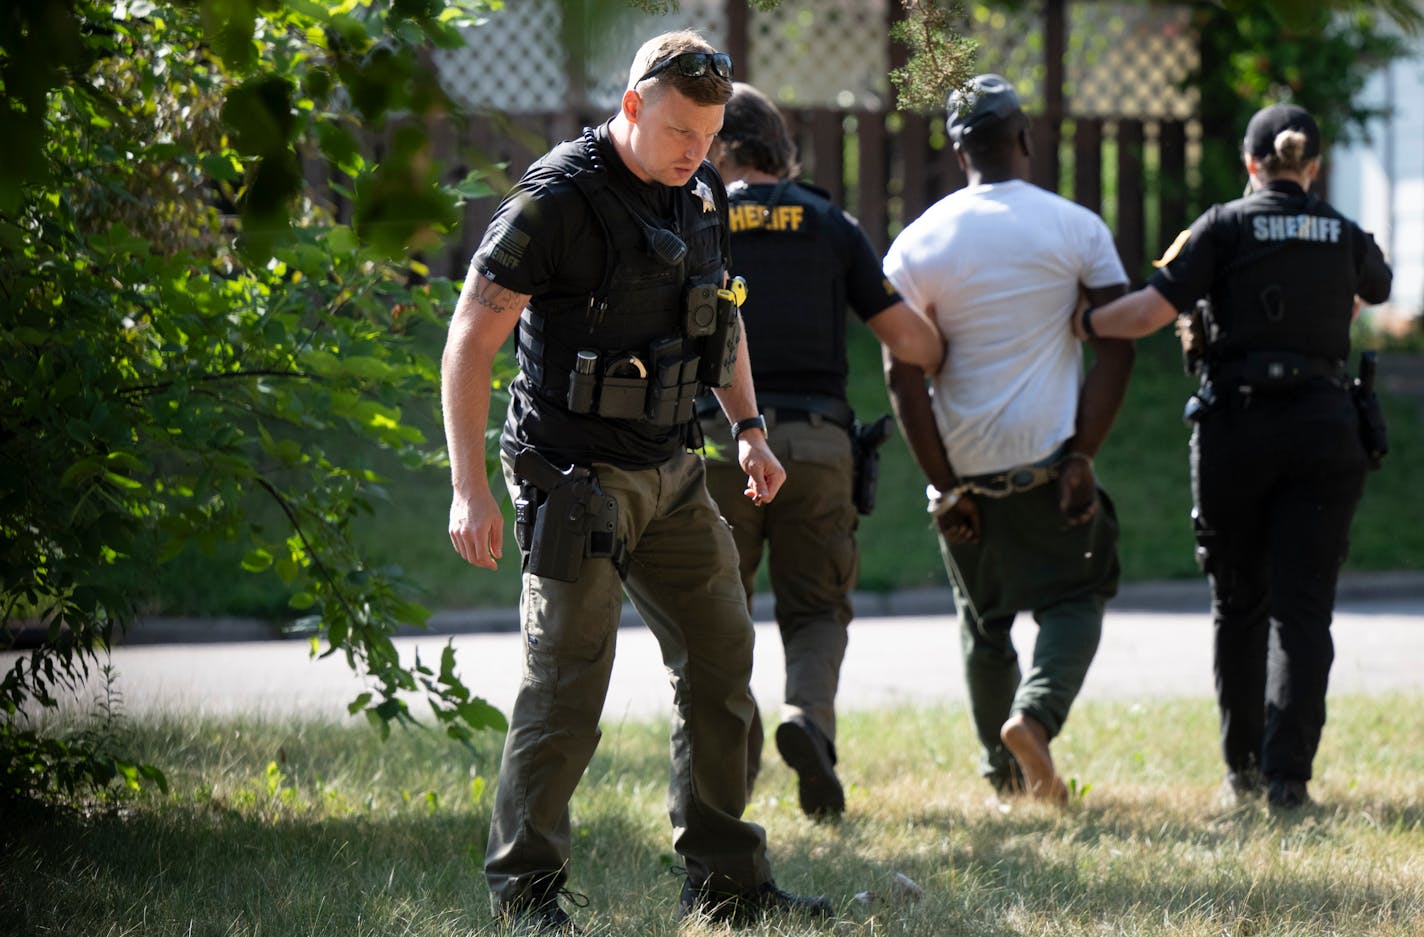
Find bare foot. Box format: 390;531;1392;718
1001;713;1069;804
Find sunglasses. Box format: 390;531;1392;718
636;51;733;86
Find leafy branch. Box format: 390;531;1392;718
116;370;317;399
889;0;979;112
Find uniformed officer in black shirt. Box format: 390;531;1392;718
1072;103;1392;810
697;82;943;818
442;30;832;933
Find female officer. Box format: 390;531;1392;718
1072;103;1392;809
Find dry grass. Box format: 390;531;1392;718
4;694;1422;936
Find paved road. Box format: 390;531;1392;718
14;589;1422;723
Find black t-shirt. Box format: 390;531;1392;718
1149;180;1391;362
726;180;901;399
471;121;732;468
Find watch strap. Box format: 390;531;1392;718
730;414;767;441
1081;305;1099;338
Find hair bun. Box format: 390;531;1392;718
1274;129;1308;163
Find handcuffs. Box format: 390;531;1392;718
925;452;1094;520
926;483;969;520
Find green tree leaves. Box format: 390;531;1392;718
1190;0;1418;205
890;1;979;112
1;0;500;804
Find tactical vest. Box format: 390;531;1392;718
516;128;736;427
1204;187;1356;366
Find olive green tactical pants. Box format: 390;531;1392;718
485;449;772;907
940;482;1120;786
703;415;858;751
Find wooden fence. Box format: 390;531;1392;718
407;107;1196;287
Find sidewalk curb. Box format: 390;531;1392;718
64;569;1424;647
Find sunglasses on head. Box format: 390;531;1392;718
636;51;733;86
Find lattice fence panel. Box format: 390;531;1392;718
746;0;892;109
433;1;727;115
432;0;567;114
960;3;1048;112
434;2;1197;120
582;1;728;108
1067;2;1198;118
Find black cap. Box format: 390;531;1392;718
945;73;1022;143
1243;104;1320;159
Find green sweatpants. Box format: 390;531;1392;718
940;483;1120;786
485;449;772;907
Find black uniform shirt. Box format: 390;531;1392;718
1149;180;1391;361
726;180;901;399
470;121;732;468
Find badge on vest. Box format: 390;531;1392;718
693;177;716;213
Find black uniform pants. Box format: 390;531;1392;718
1190;382;1367;783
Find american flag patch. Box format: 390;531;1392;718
486;219;531;270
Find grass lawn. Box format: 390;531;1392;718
6;694;1423;935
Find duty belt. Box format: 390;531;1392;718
1207;352;1346;392
695;392;854;430
759;393;854;429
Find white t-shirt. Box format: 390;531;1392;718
883;180;1126;476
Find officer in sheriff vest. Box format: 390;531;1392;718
1072;103;1392;810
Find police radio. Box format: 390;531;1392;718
646;226;688;267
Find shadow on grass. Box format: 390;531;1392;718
814;793;1424;933
1;726;705;936
3;794;497;934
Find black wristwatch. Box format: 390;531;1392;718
730;414;767;441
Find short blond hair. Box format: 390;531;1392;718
627;30;732;106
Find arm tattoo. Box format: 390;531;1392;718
472;278;518;315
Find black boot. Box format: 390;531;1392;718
492;891;585;936
1266;777;1311;809
678;879;834;925
775;715;845;818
